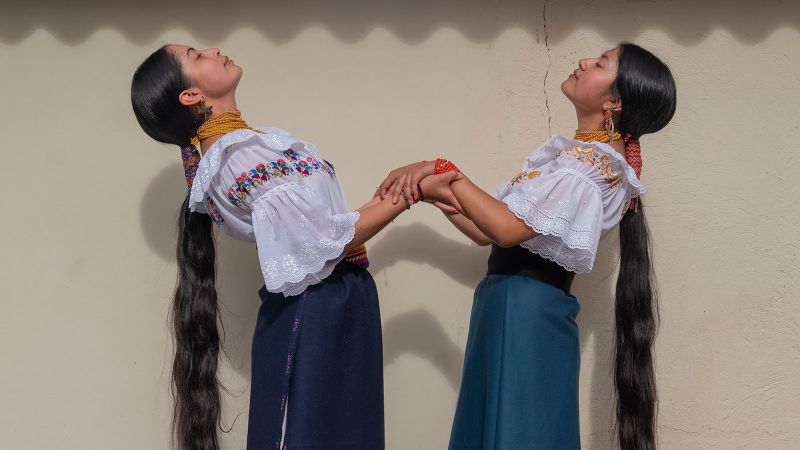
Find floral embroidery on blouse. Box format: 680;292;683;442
206;196;225;226
284;149;336;178
510;170;543;186
560;145;623;189
226;149;337;207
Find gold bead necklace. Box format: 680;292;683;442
574;129;622;143
190;109;265;147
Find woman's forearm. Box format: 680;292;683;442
442;211;494;246
448;176;537;247
345;196;409;251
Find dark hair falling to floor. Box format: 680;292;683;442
131;46;223;450
129;41;677;450
172;193;222;450
611;42;676;450
615;199;658;449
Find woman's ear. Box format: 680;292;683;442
178;88;202;107
604;96;623;114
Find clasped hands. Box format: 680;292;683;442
373;160;464;214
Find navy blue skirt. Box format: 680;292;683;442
247;262;384;450
449;274;581;449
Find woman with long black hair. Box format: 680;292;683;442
379;42;676;449
130;44;429;450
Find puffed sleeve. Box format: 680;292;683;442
202;189;255;242
251;181;360;297
498;169;604;273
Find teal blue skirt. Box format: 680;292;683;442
449;274;581;449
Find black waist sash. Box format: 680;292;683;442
486;244;576;294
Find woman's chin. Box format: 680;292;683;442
232;68;244;83
559;79;572;97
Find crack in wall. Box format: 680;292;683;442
542;0;552;135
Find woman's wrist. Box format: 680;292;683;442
434;158;460;175
400;192;413;210
422;160;436;177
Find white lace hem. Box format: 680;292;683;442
519;235;595;274
503;192;600;251
260;211;360;297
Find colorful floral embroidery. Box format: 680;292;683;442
285;149;314;176
284;149;336;178
226;149;337;207
510;170;543;186
561;145;623;189
206;196;225;226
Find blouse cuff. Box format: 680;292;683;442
259;211;360;297
502;191;600;251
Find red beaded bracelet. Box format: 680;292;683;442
434;158;460;175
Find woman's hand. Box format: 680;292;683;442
419;171;464;214
375;160;435;205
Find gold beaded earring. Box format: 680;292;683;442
603;109;615;142
196;96;213;120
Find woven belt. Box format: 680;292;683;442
340;244;369;269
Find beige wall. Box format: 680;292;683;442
2;1;798;448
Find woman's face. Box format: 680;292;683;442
561;46;621;114
167;44;242;105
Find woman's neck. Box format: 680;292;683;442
575;109;604;132
575;111;625;155
199;134;224;154
198;101;239;155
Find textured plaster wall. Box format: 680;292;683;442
1;1;798;449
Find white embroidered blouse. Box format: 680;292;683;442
187;126;359;297
492;134;646;273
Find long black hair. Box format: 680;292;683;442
131;45;223;450
611;42;676;450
